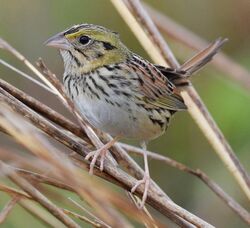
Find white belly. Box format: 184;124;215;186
74;94;164;141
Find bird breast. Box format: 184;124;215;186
74;93;166;141
63;68;169;141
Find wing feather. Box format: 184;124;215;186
126;55;186;111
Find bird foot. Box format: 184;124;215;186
85;137;118;175
131;173;151;209
85;147;107;175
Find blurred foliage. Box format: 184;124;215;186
0;0;249;227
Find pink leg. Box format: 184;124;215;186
131;142;150;208
85;137;118;174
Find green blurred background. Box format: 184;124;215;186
0;0;250;227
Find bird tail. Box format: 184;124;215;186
180;37;228;76
156;38;227;87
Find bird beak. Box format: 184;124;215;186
44;32;71;50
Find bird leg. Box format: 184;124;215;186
131;142;151;208
85;137;118;175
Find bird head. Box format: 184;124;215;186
45;24;129;74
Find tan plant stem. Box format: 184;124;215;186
0;196;20;224
0;162;81;228
19;200;67;228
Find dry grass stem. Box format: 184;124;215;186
0;59;55;94
68;198;111;228
0;196;20;224
0;184;31;199
62;208;103;228
19;200;66;228
126;192;159;228
0;162;81;228
0;38;64;100
182;87;250;199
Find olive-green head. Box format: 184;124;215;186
45;24;130;73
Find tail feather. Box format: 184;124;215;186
155;38;227;87
180;37;228;75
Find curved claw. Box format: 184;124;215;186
99;155;105;171
85;148;107;175
85;137;119;174
131;174;150;208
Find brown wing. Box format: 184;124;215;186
126;55;186;111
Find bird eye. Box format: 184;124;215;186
79;35;91;45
